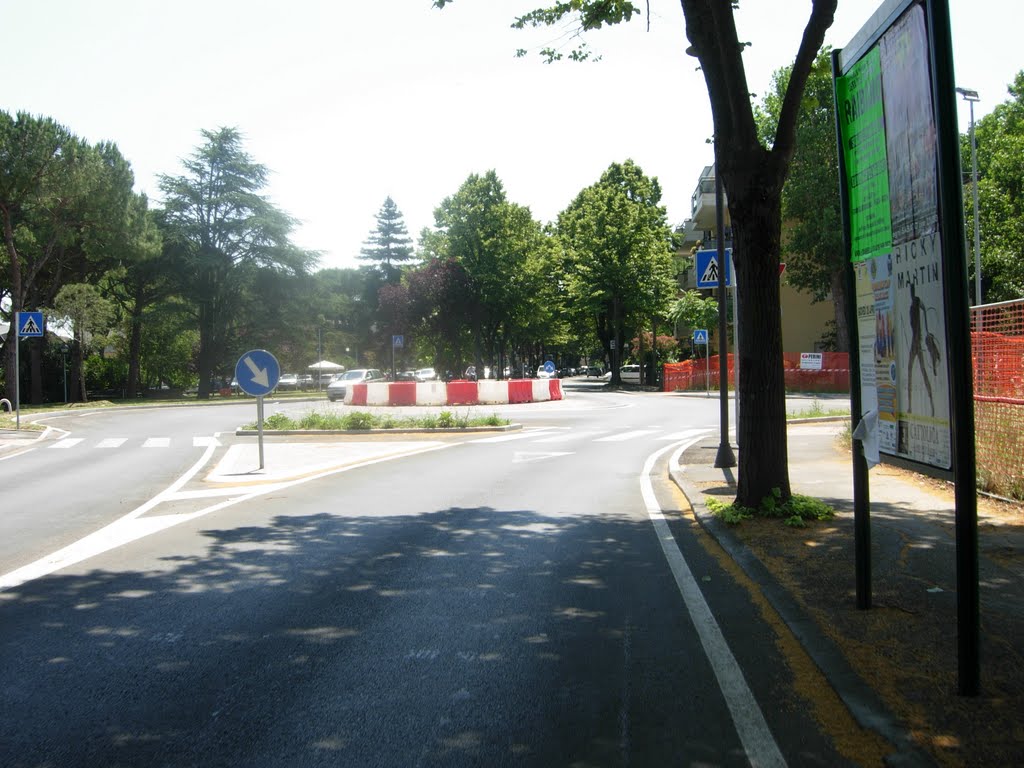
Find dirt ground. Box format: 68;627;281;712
701;463;1024;767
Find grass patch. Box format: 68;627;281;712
247;409;509;432
787;397;850;420
706;487;835;527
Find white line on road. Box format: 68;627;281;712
0;438;452;592
49;438;84;449
595;429;660;442
467;429;560;443
142;437;171;448
641;439;786;768
97;438;128;449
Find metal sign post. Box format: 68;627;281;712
14;311;45;430
235;349;281;471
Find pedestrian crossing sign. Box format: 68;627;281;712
17;311;44;337
695;248;732;289
693;329;709;345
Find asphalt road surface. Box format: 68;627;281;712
0;388;853;766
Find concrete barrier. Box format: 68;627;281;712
343;379;563;406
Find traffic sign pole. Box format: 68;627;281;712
257;396;265;470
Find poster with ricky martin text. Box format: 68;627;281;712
840;1;952;470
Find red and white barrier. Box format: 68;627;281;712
347;378;563;406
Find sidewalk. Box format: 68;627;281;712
672;420;1024;767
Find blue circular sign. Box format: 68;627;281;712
543;360;556;374
235;349;281;397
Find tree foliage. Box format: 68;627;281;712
158;127;316;397
969;71;1024;302
360;196;415;283
557;159;675;384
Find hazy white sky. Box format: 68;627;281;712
2;1;1017;271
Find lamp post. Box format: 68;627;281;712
956;86;982;305
61;344;69;403
713;157;736;469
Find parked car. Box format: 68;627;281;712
536;366;553;379
584;366;603;377
326;368;387;401
277;373;300;390
395;370;417;381
415;367;437;382
620;364;641;383
297;374;315;389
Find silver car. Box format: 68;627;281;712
326;368;387;402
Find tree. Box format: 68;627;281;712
431;170;546;376
158;127;316;398
437;0;838;506
669;290;720;356
360;196;415;282
967;71;1024;302
50;283;115;402
756;49;848;351
557;160;676;385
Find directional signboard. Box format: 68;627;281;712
695;248;732;289
17;311;44;337
543;360;556;374
234;349;281;397
693;329;709;345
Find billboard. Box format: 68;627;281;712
835;0;966;474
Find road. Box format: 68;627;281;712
0;386;854;766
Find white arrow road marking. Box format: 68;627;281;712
641;440;785;767
512;451;573;463
244;355;270;388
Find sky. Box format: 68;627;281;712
2;0;1018;272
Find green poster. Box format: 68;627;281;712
837;47;893;262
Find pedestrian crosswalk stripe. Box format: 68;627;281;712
97;438;128;448
142;437;171;448
533;431;607;443
594;429;661;442
50;438;84;449
468;429;560;444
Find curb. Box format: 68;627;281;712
668;458;934;767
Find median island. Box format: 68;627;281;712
244;410;510;432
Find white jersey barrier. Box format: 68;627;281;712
346;378;564;406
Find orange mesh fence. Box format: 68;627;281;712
971;299;1024;498
662;353;849;393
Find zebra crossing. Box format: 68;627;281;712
48;436;215;451
44;427;712;454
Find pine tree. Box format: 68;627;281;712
360;196;414;282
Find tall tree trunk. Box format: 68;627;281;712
730;177;791;506
197;300;215;399
2;207;22;403
127;305;143;398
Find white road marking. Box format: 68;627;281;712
512;451;573;463
193;436;221;447
468;429;560;443
50;438;84;449
657;429;714;441
595;429;660;442
641;440;785;767
532;430;607;443
97;438;128;449
0;439;452;592
143;437;171;448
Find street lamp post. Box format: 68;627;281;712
956;86;982;305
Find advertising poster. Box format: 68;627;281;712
840;1;952;470
835;47;893;263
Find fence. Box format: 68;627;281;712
662;303;1024;499
972;299;1024;498
662;352;849;394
